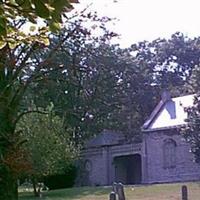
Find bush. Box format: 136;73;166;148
44;166;77;190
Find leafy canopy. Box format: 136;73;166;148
0;0;78;48
16;109;78;178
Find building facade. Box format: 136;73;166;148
80;93;200;186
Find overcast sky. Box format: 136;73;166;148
74;0;200;47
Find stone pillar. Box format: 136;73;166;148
102;146;110;185
142;134;149;183
111;156;116;184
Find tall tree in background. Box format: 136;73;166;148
130;32;200;96
29;40;158;142
117;32;200;139
27;32;200;145
24;16;118;144
181;67;200;163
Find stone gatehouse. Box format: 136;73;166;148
80;93;200;186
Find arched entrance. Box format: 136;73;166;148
114;154;142;184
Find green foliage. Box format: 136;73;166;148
181;67;200;163
43;165;77;190
0;0;79;47
29;40;157;142
17;110;78;178
23;18;120;143
31;32;200;142
130;32;200;95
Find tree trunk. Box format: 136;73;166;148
0;48;29;200
0;165;18;200
0;116;19;200
32;177;39;197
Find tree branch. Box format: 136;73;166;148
14;110;48;126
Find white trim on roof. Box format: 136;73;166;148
142;94;195;131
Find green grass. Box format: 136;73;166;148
19;182;200;200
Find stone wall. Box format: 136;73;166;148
82;142;144;186
81;129;200;186
144;129;200;183
81;147;107;186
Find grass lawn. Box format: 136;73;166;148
19;182;200;200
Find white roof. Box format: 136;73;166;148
143;94;195;131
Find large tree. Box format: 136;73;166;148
27;32;200;144
129;32;200;96
0;1;84;199
29;39;158;142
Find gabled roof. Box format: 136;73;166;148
142;93;195;131
86;129;125;148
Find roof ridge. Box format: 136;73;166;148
142;94;195;131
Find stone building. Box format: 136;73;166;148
81;93;200;186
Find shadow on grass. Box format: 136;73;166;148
19;186;111;200
19;182;200;200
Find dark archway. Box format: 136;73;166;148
114;154;142;184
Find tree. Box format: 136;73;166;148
16;109;77;196
0;1;84;199
129;32;200;96
181;67;200;163
28;39;158;142
25;32;200;145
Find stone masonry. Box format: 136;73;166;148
80;94;200;186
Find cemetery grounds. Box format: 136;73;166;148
19;182;200;200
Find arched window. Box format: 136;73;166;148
163;139;176;169
84;160;92;172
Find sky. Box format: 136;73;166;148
74;0;200;47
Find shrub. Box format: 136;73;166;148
44;165;77;190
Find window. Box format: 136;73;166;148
163;139;176;169
84;160;92;172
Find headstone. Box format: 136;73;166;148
112;182;118;194
109;191;116;200
181;185;188;200
117;183;125;200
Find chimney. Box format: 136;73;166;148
161;91;171;102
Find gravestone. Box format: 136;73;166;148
110;182;125;200
181;185;188;200
117;183;125;200
112;182;118;194
109;191;116;200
